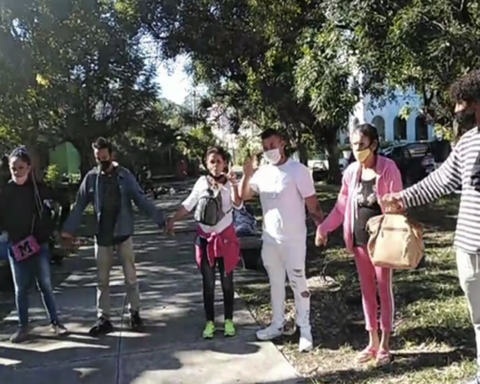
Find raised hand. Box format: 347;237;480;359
226;170;238;186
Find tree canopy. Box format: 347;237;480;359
0;0;163;172
1;0;480;179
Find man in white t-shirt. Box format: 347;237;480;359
240;129;323;352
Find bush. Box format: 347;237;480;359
66;173;81;185
235;134;263;165
44;164;62;187
176;124;218;164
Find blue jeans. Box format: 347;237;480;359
8;243;59;327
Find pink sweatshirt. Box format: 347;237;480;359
195;223;240;274
317;155;403;253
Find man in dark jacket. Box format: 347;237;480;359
61;137;165;336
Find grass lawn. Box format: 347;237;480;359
237;184;476;384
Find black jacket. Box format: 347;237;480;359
0;180;65;244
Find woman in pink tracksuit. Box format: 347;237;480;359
316;123;403;366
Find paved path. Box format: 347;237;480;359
0;196;301;384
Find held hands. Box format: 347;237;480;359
60;232;80;252
315;232;328;247
60;231;73;248
165;217;175;235
381;193;405;213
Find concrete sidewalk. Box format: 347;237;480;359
0;198;301;384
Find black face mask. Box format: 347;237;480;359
98;160;112;171
209;173;227;184
454;109;476;131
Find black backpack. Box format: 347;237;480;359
194;178;229;226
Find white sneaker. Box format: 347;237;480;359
256;324;284;341
298;327;313;352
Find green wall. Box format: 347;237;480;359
49;142;80;174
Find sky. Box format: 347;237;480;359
155;55;191;105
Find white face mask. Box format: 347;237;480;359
263;148;281;165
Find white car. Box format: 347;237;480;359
308;153;349;173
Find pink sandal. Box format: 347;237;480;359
355;347;377;363
375;350;392;366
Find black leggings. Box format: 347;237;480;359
199;239;234;321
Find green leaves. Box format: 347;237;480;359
0;0;160;161
337;0;480;128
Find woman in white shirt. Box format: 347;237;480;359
166;146;242;339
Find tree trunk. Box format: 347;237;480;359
296;141;308;165
25;142;43;182
80;146;93;178
71;139;93;178
324;129;341;184
25;115;43;181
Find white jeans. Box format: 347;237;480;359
261;241;310;329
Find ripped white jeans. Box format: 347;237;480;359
261;241;310;329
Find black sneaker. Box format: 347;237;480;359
130;311;144;331
10;327;29;343
88;317;114;336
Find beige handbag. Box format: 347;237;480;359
366;213;424;270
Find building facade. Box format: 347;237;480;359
340;89;435;144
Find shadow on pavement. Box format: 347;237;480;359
0;194;299;384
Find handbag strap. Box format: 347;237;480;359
29;179;44;234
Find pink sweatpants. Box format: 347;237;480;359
353;246;394;332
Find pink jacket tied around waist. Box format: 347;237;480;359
195;223;240;274
317;156;403;253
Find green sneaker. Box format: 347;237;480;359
224;319;236;337
202;321;215;339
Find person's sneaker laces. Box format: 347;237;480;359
224;319;236;337
202;321;216;339
256;324;284;341
129;311;144;331
89;316;113;336
51;322;68;336
298;326;313;352
10;327;29;343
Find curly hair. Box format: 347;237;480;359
450;70;480;104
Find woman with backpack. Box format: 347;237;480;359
166;146;242;339
0;147;68;343
315;124;403;366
